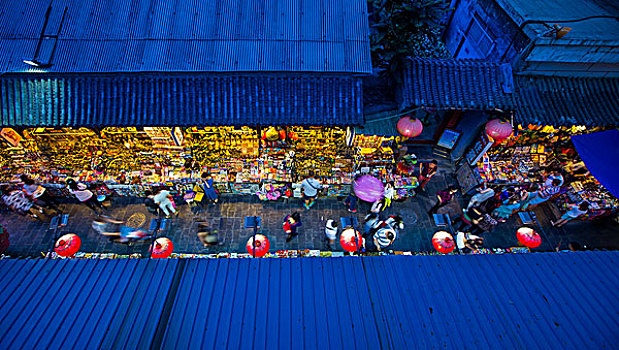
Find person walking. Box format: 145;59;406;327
300;171;322;210
153;188;178;218
466;182;494;210
284;212;302;242
526;178;562;209
383;182;395;207
370;197;388;214
324;219;338;249
67;180;104;213
428;186;458;215
344;191;358;213
20;174;60;210
552;202;589;227
418;159;438;192
371;221;397;252
200;172;219;204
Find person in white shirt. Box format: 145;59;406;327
67;179;103;213
324;220;338;248
383;182;395;207
552;202;589;227
153;188;178;217
300;171;322;210
456;231;483;254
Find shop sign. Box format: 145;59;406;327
0;128;22;147
466;132;494;165
436;129;460;150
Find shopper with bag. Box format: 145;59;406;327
283;212;302;242
67;179;104;213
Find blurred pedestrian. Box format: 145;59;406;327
344;191;358;213
284;212;302;242
325;219;338;248
418;159;438;191
153;188;178;218
370;197;388;214
526;178;562;209
456;231;484;254
384;182;395;207
67;180;104;213
428;186;458;215
466;182;494;210
552;202;589;227
21;174;59;210
200;172;219;204
300;171;322;210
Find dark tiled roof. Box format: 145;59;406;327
0;0;371;73
398;58;515;111
1;253;618;349
515;75;619;126
0;73;363;127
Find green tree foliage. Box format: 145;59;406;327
369;0;451;79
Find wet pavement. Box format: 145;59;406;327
2;159;618;257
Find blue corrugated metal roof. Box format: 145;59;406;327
0;0;371;73
1;252;618;349
0;73;363;127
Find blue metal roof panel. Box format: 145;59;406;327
0;73;364;127
0;0;371;73
1;252;618;349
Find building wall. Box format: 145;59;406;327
443;0;619;77
443;0;529;63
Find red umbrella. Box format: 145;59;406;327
150;237;174;258
246;234;270;257
55;234;81;257
432;231;455;254
517;227;541;248
340;228;363;252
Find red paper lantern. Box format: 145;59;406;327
397;116;423;138
340;228;363;252
517;227;541;248
485;119;513;142
150;237;174;258
246;234;270;257
55;234;81;257
432;231;455;254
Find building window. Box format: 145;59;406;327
467;13;496;58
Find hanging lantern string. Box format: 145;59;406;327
364;107;424;124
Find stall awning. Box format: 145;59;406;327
571;129;619;199
397;58;515;111
515;76;619;126
0;73;363;127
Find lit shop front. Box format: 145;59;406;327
0;125;418;199
457;121;619;219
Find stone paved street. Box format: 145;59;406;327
2;160;618;257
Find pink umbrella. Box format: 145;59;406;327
246;234;270;257
517;227;541;248
150;237;174;258
353;175;385;202
432;231;455;254
55;234;81;257
340;228;363;252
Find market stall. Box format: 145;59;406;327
458;122;618;219
0;126;415;200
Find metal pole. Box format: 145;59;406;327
252;216;258;258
